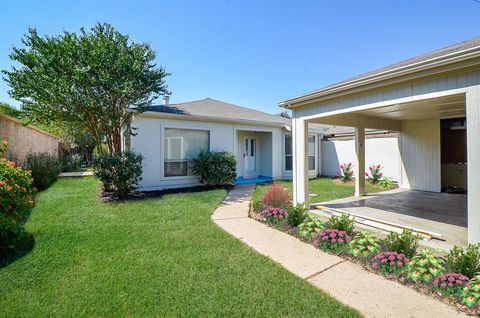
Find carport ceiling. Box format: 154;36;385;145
356;94;466;121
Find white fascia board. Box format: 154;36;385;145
135;110;288;128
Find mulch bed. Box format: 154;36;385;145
249;209;479;316
99;184;233;202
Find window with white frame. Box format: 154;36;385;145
285;134;293;171
284;134;316;171
164;128;210;177
307;135;316;171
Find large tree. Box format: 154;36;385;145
3;23;169;154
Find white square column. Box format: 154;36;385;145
292;117;309;205
466;87;480;243
355;127;366;197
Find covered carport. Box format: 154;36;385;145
280;37;480;244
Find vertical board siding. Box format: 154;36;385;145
295;70;480;118
400;119;441;192
321;137;401;181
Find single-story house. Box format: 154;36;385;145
280;36;480;244
127;97;324;191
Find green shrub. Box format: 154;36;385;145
287;203;308;227
298;214;323;238
462;274;480;308
379;176;394;189
324;214;355;235
349;230;380;257
92;151;143;198
384;230;420;258
61;154;83;172
193;151;236;186
24;152;61;191
407;249;445;283
0;140;35;253
446;244;480;279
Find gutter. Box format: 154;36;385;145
131;109;290;128
279;45;480;108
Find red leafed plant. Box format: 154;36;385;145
261;183;290;208
371;251;409;276
260;207;288;225
434;273;469;297
313;229;351;252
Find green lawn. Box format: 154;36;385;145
252;177;395;207
0;177;360;317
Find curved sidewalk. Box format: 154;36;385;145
212;185;465;318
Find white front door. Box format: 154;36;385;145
244;137;257;178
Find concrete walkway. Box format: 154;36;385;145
59;171;93;177
212;185;465;318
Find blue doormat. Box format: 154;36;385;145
235;176;273;185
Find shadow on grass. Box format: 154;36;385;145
0;233;35;269
100;184;234;203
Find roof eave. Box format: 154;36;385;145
137;111;289;128
279;46;480;109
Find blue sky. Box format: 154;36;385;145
1;0;479;114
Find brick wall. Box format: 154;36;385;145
0;114;59;162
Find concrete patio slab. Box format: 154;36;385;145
212;185;467;317
317;188;467;250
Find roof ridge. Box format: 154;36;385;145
151;98;286;119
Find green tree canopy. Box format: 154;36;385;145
3;23;170;154
0;102;23;119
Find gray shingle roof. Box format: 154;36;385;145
143;98;290;125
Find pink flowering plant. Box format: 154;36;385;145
371;252;410;275
336;162;353;182
260;207;288;225
433;273;469;297
462;273;480;308
365;164;383;184
313;229;351;253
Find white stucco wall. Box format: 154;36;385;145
399;119;441;192
321;137;401;181
130;115;315;190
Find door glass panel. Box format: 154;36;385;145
250;139;255;156
285;156;293;171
